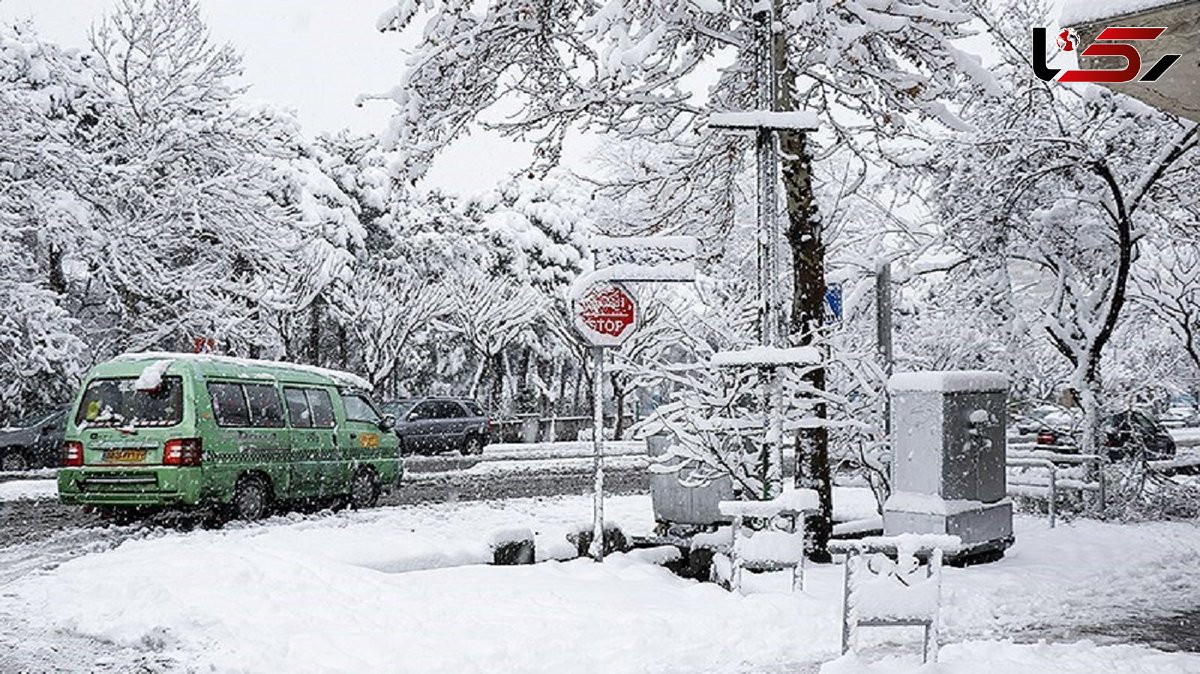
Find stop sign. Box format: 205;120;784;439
573;282;638;346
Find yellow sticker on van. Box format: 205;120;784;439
359;433;380;448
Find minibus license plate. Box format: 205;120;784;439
103;449;147;463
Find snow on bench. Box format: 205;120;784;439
831;534;961;665
718;489;819;593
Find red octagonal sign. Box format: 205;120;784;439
573;282;638;347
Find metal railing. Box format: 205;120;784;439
1006;444;1106;526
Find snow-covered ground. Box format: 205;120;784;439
1169;428;1200;447
0;468;57;480
3;492;1200;672
0;477;56;501
483;440;647;460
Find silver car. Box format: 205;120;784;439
0;407;68;471
382;398;490;456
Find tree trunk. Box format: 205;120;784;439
48;244;68;296
775;9;833;561
557;358;569;416
573;361;584;416
611;373;627;440
307;298;322;366
337;325;347;369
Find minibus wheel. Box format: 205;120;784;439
233;475;271;521
350;468;380;509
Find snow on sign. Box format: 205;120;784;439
592;235;699;282
573;282;638;347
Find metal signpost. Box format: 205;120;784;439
708;4;818;498
572;282;639;561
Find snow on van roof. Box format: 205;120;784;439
112;352;373;390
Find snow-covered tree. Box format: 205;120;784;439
918;0;1200;458
71;0;308;357
442;273;547;411
376;0;994;556
0;234;88;420
1133;243;1200;377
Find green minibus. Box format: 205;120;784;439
57;352;403;521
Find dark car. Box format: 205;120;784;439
0;407;68;471
1035;409;1176;461
381;398;490;456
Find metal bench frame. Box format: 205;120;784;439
833;542;947;664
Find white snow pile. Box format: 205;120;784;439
719;487;820;517
709;110;820;130
133;358;173;391
3;496;841;673
711;346;822;367
850;558;940;620
0;478;57;501
5;494;1200;672
486;525;534;548
884;492;1008;517
888;370;1009;393
114;351;373;391
735;529;806;564
822;640;1200;674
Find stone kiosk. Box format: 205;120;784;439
884;371;1014;562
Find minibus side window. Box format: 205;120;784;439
307;389;336;428
208;382;250;427
284;387;312;428
245;384;285;428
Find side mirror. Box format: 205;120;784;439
379;414;396;432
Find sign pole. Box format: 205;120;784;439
571;280;637;563
590;345;606;561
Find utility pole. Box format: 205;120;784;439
710;4;818;501
755;2;783;500
876;260;894;436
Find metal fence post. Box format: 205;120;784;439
840;551;855;655
1048;464;1057;529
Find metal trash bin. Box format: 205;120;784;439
647;434;733;526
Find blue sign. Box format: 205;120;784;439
824;283;843;324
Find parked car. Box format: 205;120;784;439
382;397;490;456
1159;405;1199;429
0;406;68;471
57;353;402;521
1012;404;1070;435
1035;409;1176;461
